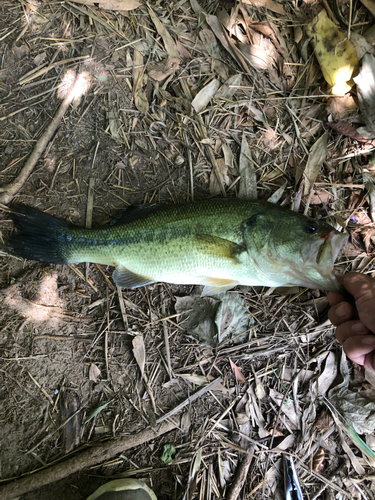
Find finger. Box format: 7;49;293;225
328;301;355;326
364;352;375;372
339;273;375;331
342;335;375;367
339;272;375;302
335;320;371;344
327;290;345;306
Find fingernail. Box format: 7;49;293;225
361;336;375;346
335;303;348;318
351;322;369;333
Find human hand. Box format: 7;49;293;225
328;272;375;371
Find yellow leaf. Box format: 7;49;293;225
306;9;358;95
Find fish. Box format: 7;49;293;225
5;199;348;295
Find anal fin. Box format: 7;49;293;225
201;277;239;296
113;265;155;289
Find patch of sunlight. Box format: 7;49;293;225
58;69;91;101
331;66;354;95
3;272;66;327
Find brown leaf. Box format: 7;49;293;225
89;363;101;383
148;7;179;58
303;188;332;206
205;15;251;74
229;359;246;383
176;39;190;59
303;132;329;195
326;121;368;142
71;0;141;11
134;89;149;113
359;0;375;16
148;57;180;82
242;0;286;15
191;79;220;113
312;448;325;473
209;158;230;196
132;334;145;377
239;133;257;200
326;95;358;120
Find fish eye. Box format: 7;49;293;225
303;221;318;234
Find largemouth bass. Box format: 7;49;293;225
6;199;348;294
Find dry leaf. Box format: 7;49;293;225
34;52;46;66
192;79;220;113
175;294;219;347
269;389;302;429
132;334;145;377
229;359;246;383
185;448;202;500
242;0;286;15
148;7;179;58
209;158;229;196
222;143;233;167
353;54;375;137
71;0;141;11
206;15;251;74
350;33;375;60
178;374;210;386
306;9;358;94
239;133;257;200
261;126;278;149
199;29;221;58
108;109;119;139
326;95;357;120
359;0;375;16
176;39;190;59
148;57;180;82
305;188;332;206
326;121;368;142
132;49;144;92
311;352;337;397
134;89;149;114
303;132;329;195
89;363;101;383
215;292;249;343
215;74;242;100
238;43;273;71
312;448;325;473
267;181;287;204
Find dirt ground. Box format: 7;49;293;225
1;1;375;499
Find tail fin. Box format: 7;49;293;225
6;204;69;264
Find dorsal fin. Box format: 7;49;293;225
110;204;164;226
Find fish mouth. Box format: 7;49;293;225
301;230;349;290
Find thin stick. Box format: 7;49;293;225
0;73;88;205
0;419;178;500
161;288;173;380
226;448;254;500
156;377;222;424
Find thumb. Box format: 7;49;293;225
339;273;375;332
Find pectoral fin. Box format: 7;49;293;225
195;234;244;262
113;265;155;289
201;277;239;296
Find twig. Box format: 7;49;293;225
156;377;222;424
226;448;255;500
0;419;178;500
